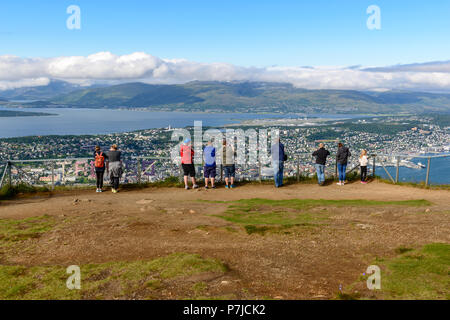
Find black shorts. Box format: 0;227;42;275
182;164;196;177
204;165;216;178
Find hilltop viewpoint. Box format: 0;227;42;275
0;181;448;300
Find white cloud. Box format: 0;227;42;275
0;52;450;92
0;77;50;90
363;60;450;73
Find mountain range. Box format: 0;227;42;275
2;80;450;114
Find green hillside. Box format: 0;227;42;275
45;81;450;114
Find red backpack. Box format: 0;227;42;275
95;152;105;168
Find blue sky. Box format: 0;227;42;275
1;0;450;67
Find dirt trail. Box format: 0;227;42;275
0;181;449;299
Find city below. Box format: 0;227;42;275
1;113;449;186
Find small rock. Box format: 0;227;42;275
274;296;283;300
220;281;230;285
425;209;431;213
189;209;196;214
136;199;154;205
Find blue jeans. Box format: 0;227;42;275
337;163;347;181
315;164;325;184
273;161;284;187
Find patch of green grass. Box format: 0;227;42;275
0;184;49;200
191;282;208;295
215;198;430;235
218;198;431;209
0;253;228;300
395;246;414;255
244;225;270;235
0;215;54;243
380;243;450;300
336;291;361;300
145;279;162;290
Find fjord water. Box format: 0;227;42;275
377;156;450;186
0;107;360;138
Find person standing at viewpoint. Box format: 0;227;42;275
222;139;236;189
181;138;198;190
271;137;286;188
336;142;351;186
203;140;216;189
107;144;122;193
94;146;108;192
312;143;330;186
359;149;369;184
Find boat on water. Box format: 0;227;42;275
417;162;426;168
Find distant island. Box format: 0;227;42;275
0;110;56;117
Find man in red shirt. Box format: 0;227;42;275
180;138;198;189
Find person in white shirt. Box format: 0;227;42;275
359;150;369;184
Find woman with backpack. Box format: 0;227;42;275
94;146;108;193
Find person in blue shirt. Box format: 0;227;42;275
271;137;286;188
203;141;216;189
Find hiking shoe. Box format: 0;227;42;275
193;184;199;189
205;186;209;189
336;182;342;186
185;185;190;190
230;185;235;189
225;185;229;189
211;185;216;189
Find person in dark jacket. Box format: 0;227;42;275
107;144;122;193
312;143;330;186
94;146;108;192
336;142;351;185
271;138;286;188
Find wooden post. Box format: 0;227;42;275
51;161;55;190
137;159;142;184
425;157;431;187
395;156;400;183
258;162;262;183
334;159;338;180
7;161;12;187
179;164;183;183
372;157;376;177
